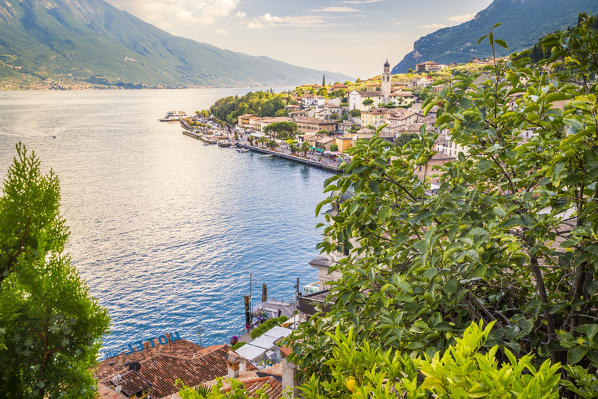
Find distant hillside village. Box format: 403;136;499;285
206;58;494;187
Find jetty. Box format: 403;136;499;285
182;130;201;140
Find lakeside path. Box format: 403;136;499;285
235;143;341;173
181;124;342;173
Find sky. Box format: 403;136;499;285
105;0;493;79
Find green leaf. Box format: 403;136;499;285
545;92;571;104
494;39;508;49
567;347;587;365
575;324;598;341
444;279;458;296
477;159;493;172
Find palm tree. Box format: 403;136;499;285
301;141;311;156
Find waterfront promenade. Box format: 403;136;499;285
180;121;342;173
236;143;341;172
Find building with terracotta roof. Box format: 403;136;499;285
360;108;400;128
96;339;235;399
330;83;348;90
238;114;260;129
293;117;336;134
415;61;444;73
335;135;353;152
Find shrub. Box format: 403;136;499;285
231;341;246;351
250;316;288;339
299;321;562;398
349;109;361;117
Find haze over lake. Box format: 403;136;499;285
0;89;328;357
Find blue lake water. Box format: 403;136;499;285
0;89;330;358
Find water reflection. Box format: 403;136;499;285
0;89;330;356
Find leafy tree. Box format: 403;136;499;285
263;121;297;140
349;109;361;118
362;98;374;108
267;140;279;149
290;16;598;395
317;88;328;97
0;144;110;398
301;141;311;156
329;144;339;152
256;136;268;147
210;91;290;123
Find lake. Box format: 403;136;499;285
0;89;330;358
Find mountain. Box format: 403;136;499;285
392;0;598;73
0;0;351;88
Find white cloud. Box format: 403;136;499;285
447;13;475;23
418;23;446;29
310;6;359;13
107;0;239;25
247;13;329;30
216;29;229;34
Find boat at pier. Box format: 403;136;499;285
159;111;187;122
200;136;218;144
217;140;232;148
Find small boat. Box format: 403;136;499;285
203;143;210;146
236;148;250;153
201;136;218;144
260;154;273;158
159;111;187;122
218;140;232;148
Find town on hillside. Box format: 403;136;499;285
180;58;497;186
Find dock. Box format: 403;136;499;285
182;130;201;140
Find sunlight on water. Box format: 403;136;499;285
0;89;329;357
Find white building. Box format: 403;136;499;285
300;95;325;108
416;78;433;87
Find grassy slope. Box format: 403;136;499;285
0;0;351;87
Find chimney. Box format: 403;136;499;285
226;352;243;378
280;345;298;398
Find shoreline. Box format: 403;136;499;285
236;143;341;172
182;129;341;173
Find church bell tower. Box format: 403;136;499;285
382;59;391;103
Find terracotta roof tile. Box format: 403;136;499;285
96;339;217;381
96;341;231;399
233;376;283;399
103;370;151;397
